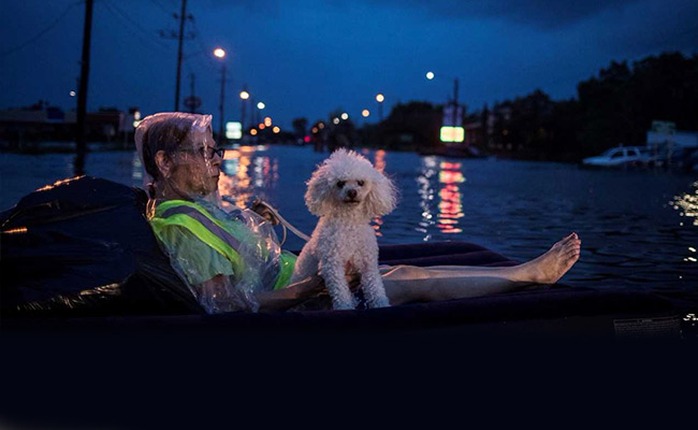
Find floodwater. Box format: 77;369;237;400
2;144;697;297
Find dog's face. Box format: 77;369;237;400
333;178;371;205
305;149;397;218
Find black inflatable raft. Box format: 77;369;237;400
1;176;694;341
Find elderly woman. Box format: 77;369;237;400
136;112;581;314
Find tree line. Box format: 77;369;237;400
482;51;697;161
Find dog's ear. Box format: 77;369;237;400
304;166;333;216
364;171;398;217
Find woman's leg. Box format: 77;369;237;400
382;233;581;305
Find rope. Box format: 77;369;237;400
252;198;311;243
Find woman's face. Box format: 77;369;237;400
168;128;223;198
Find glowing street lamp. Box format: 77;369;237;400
213;47;227;141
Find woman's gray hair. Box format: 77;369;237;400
135;112;213;182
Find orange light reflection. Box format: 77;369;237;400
217;146;277;210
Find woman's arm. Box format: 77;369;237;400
192;275;256;313
255;274;326;312
192;274;326;313
193;272;364;313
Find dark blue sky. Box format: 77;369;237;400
1;0;696;130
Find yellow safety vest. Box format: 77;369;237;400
149;199;294;290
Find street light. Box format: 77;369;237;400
375;93;385;122
213;47;226;142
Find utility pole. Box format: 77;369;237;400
218;62;226;141
75;0;93;176
188;73;196;113
174;0;187;111
240;84;248;131
452;77;459;127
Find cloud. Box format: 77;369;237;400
355;0;646;29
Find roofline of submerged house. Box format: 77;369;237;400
0;107;140;147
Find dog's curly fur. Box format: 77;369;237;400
291;148;398;310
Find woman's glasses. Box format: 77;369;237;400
178;146;225;159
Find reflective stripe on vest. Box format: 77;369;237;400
151;200;245;274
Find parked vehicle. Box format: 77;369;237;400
581;146;652;168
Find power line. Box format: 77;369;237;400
102;0;171;51
0;1;80;57
148;0;173;15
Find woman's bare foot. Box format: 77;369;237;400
513;233;581;284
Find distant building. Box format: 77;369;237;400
644;121;698;169
0;104;135;149
646;129;698;149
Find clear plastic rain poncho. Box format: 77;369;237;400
135;112;291;313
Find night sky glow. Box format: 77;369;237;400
1;0;696;130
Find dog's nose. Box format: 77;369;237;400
347;189;357;199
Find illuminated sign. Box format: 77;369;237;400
226;121;242;139
440;126;465;143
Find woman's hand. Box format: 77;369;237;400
255;274;325;312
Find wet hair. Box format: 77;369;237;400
138;114;196;181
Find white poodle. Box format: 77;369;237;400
291;148;398;310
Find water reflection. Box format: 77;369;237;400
673;180;698;226
372;149;387;237
131;151;143;185
437;161;465;234
218;145;278;209
672;180;698;264
417;156;466;239
3;146;697;293
416;156;437;240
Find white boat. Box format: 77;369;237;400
581;146;652;168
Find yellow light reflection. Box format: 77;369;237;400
673;182;698;225
3;226;28;234
374;149;386;173
37;176;83;192
217;147;278;211
369;149;388;236
672;180;698;264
